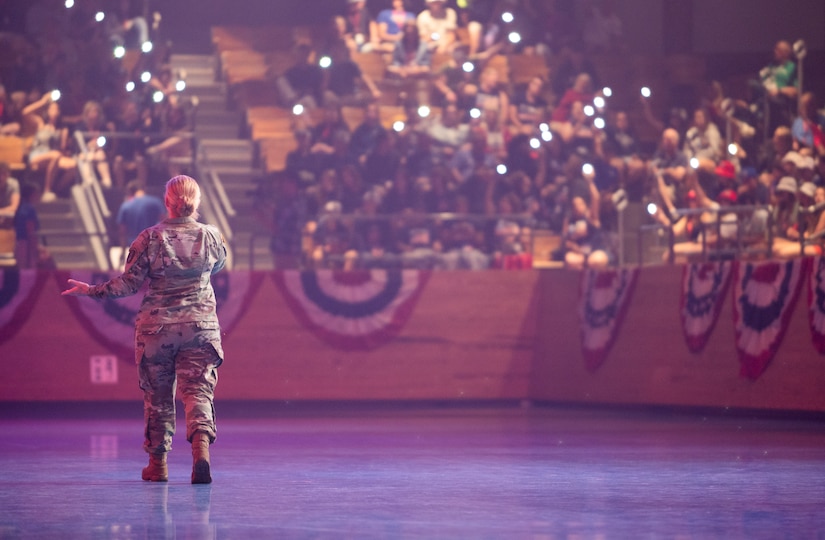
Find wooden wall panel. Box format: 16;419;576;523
530;266;825;412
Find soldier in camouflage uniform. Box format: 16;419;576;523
63;175;226;484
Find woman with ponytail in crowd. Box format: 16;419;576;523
62;175;227;485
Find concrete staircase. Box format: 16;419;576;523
170;53;273;270
37;197;101;269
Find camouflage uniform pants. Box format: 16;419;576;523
136;321;223;454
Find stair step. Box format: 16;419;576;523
170;54;216;69
209;165;261;177
194;125;242;139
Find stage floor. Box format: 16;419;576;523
1;404;824;539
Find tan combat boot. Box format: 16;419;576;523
142;453;168;482
191;431;212;484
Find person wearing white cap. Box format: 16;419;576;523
773;179;825;258
781;150;805;177
770;176;800;256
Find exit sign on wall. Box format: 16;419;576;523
90;355;118;384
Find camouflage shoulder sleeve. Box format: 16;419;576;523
207;225;228;274
88;231;151;299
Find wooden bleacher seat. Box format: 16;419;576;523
341;106;366;131
220;50;268;85
430;51;453;73
231;80;278;109
258;135;298;172
378;105;406;130
250;118;296;141
530;230;563;269
352;52;387;82
508;54;549;85
483;55;510;84
246;106;292;123
0;136;29;172
212;25;296;54
265;51;296;79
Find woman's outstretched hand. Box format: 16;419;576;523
62;279;91;296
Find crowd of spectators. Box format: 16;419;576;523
261;0;825;270
0;0;197;267
2;0;824;272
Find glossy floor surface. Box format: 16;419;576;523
1;404;824;539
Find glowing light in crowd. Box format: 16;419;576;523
142;41;153;53
508;32;521;44
728;143;738;155
602;87;612;97
539;123;549;132
125;81;136;92
593;96;605;109
690;157;699;169
541;130;553;142
583;105;595;117
393;121;405;132
462;61;474;73
418;105;431;118
496;164;508;175
96;136;107;148
292;103;304;115
113;46;126;59
95;12;105;22
582;163;594;176
640;86;651;98
65;0;74;8
501;12;514;23
431;33;440;42
470;108;481;119
153;91;164;103
140;71;152;83
50;90;61;101
593;117;605;130
647;202;658;215
175;80;186;92
319;56;332;68
530;138;540;149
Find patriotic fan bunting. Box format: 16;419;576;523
56;270;263;362
680;262;732;353
578;267;639;372
272;269;430;350
732;259;807;380
0;269;49;345
806;256;825;353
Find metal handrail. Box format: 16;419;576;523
249;212;538;270
645;203;775;265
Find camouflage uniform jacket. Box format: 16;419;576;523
89;217;227;330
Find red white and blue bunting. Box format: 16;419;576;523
0;269;49;345
680;262;732;353
732;259;807;380
55;270;263;362
272;269;430;350
578;267;639;372
806;255;825;354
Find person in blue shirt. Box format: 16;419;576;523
116;180;166;248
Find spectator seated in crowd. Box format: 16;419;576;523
387;18;431;78
22;91;76;202
338;0;375;54
374;0;417;54
417;0;457;56
322;40;382;107
6;0;825;272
